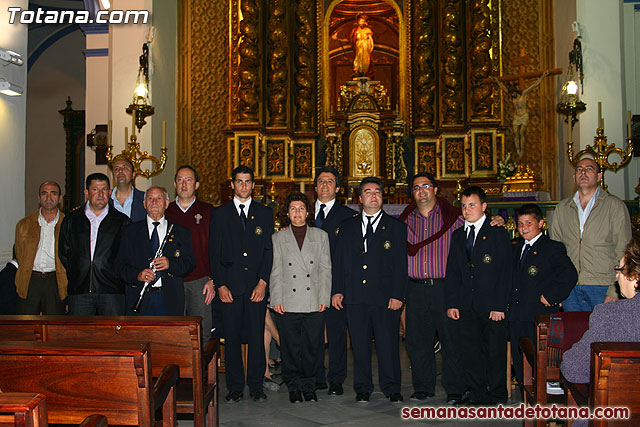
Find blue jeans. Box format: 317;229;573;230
68;293;125;315
562;285;608;312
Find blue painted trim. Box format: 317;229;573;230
83;48;108;57
27;24;80;71
80;24;109;34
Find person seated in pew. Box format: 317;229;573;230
509;204;577;385
115;186;196;316
561;233;640;384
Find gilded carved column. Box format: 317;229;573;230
294;0;315;131
413;0;436;130
468;0;492;119
440;0;464;125
394;135;408;184
334;136;343;175
324;135;335;167
267;0;288;127
237;0;260;123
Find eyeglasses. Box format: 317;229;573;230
614;266;623;272
412;183;433;192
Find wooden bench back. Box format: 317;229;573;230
0;341;153;426
0;315;202;379
590;342;640;427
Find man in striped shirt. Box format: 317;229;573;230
400;172;503;404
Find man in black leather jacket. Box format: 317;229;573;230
59;172;130;315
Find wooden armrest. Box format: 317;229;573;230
520;337;535;368
203;337;219;368
560;374;588;407
153;364;180;412
78;414;108;427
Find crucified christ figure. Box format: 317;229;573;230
492;69;549;158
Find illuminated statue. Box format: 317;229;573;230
350;14;374;77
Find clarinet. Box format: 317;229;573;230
132;224;174;313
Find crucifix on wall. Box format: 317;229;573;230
490;49;561;159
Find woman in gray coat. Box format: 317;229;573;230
270;192;331;403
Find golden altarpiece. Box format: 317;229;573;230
176;0;558;204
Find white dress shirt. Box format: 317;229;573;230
84;203;109;261
521;231;543;258
233;197;252;217
361;209;383;252
147;216;168;288
573;187;600;237
315;198;336;221
33;209;60;273
464;214;487;246
175;196;197;213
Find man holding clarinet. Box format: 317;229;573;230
116;186;195;315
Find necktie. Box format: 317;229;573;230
365;215;374;252
150;221;160;285
316;204;326;228
465;225;475;259
239;204;247;230
520;243;531;266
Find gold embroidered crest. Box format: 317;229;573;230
255;226;263;235
335;227;340;236
528;265;538;276
482;254;492;264
384;240;391;250
174;249;181;258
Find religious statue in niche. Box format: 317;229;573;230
492;70;548;159
350;14;374;77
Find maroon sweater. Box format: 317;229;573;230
165;199;213;282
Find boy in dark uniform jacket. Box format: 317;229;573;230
445;186;512;405
509;204;577;383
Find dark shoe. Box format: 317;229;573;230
225;390;243;403
356;392;371;402
388;392;404;403
315;381;328;390
289;390;303;403
410;391;434;401
446;393;464;405
303;390;318;402
328;382;344;396
250;389;267;401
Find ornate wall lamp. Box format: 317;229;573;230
557;38;586;135
107;42;167;180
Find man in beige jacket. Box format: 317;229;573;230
550;158;631;311
14;181;67;314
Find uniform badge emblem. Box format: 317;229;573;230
335;227;340;236
384;240;391;250
482;254;492;264
528;265;538;276
255;226;263;235
195;213;202;225
174;249;181;258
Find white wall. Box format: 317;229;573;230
622;1;640;199
0;0;28;262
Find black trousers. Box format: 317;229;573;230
278;311;324;393
459;309;508;402
315;305;348;384
16;273;64;315
405;279;465;395
508;319;536;384
346;304;402;395
220;292;267;393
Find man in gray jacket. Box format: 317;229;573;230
550;158;631;311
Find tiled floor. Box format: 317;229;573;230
179;343;524;426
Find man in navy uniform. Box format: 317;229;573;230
509;203;577;384
313;166;357;395
445;186;512;405
210;165;274;403
332;176;408;403
115;186;196;316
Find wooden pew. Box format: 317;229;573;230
0;315;218;427
563;342;640;426
0;393;108;427
0;341;178;426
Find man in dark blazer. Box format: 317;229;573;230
509;203;577;383
332;176;408;403
115;186;195;316
108;157;146;222
313;166;357;395
210;165;274;403
445;186;512;405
